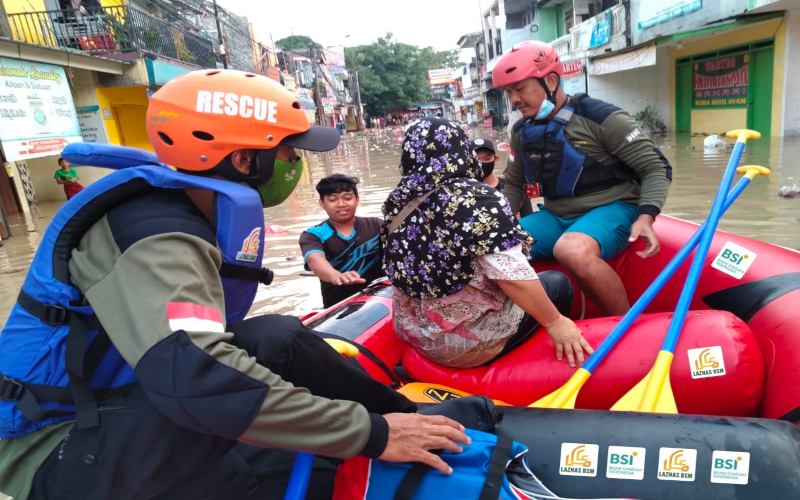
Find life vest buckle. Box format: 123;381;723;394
42;304;69;325
0;376;24;401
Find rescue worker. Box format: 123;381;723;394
493;41;672;316
0;70;468;500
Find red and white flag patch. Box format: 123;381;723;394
167;302;224;333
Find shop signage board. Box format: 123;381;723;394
562;61;587;95
0;57;82;161
693;54;749;107
76;105;109;144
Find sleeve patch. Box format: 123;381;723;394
167;302;224;333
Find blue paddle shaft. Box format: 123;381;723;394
662;140;746;352
284;451;315;500
583;167;752;372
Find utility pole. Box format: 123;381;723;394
212;0;227;69
353;70;364;130
313;47;325;126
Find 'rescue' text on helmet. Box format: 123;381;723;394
195;90;278;123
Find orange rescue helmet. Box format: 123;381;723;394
146;69;339;171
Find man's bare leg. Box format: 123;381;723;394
553;232;630;316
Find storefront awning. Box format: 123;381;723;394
589;43;656;76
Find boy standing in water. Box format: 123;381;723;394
53;157;84;199
300;174;383;307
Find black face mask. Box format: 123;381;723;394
481;161;495;178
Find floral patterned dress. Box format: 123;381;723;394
393;244;538;367
383;118;534;367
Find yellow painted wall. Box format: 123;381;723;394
2;0;46;14
2;0;125;11
95;86;153;151
3;0;127;46
691;108;747;135
670;17;785;136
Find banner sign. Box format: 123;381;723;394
562;61;584;79
428;68;456;86
638;0;702;29
0;57;81;161
693;54;749;107
589;43;656;76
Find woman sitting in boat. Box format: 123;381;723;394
382;118;593;368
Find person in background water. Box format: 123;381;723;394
493;41;672;316
300;174;384;308
53;157;84;200
472;138;532;217
471;138;503;190
383;118;592;369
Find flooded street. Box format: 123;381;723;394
2;129;799;323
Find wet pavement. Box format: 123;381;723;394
1;128;799;324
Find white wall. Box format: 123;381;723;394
782;6;800;136
28;68;111;202
586;46;671;131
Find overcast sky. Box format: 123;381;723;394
217;0;485;53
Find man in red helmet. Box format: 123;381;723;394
493;41;672;316
0;70;468;499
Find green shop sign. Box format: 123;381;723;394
693;54;749;108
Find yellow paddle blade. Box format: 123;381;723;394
736;164;770;180
611;351;678;413
725;129;761;143
397;382;510;406
529;368;591;409
322;338;359;357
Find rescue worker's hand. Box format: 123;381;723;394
330;270;366;286
379;413;471;474
544;314;593;367
628;214;660;258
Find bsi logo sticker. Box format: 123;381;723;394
711;241;756;279
559;442;599;477
606;446;646;480
687;346;727;379
711;451;750;484
657;447;697;481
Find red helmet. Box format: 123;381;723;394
492;41;563;89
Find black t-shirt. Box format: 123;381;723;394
299;216;383;307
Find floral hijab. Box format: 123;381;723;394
382;118;530;299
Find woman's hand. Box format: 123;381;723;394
543;315;593;367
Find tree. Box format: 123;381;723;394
345;34;458;116
275;35;321;51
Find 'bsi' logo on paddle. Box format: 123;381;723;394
657;447;697;481
559;443;598;477
687;346;727;379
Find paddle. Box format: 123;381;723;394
531;161;768;410
283;337;359;500
611;129;762;413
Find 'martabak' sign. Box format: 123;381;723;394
693;54;749;108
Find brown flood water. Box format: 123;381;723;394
1;129;799;324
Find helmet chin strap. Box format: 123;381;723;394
537;76;559;105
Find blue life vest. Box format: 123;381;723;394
335;428;560;499
0;143;269;438
515;95;634;199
